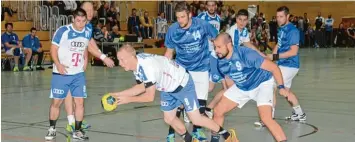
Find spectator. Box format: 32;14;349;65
325;14;334;47
306;23;315;47
22;27;45;70
335;23;347;47
128;8;142;37
107;6;120;31
315;12;325;48
97;1;109;21
259;24;271;52
156;12;168;39
269;16;278;42
1;3;16;21
347;23;355;47
110;25;121;41
298;16;305;46
197;3;205;15
1;23;32;71
315;12;324;30
94;26;112;42
140;11;153;39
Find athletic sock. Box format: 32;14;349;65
210;133;220;142
49;119;57;129
75;121;82;131
293;105;304;115
67;115;75;125
181;131;192;142
218;127;230;140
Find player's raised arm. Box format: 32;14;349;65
88;39;115;67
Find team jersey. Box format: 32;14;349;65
197;11;221;51
51;24;93;75
1;32;19;51
134;53;188;92
277;23;300;68
85;22;94;38
165;17;218;72
210;46;272;91
227;24;250;48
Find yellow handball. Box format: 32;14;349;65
101;93;117;112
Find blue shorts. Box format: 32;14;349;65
50;72;87;99
160;75;200;112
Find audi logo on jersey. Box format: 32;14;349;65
52;88;64;94
71;42;85;47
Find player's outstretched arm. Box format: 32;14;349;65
111;83;146;97
243;42;266;57
278;45;298;59
115;85;156;105
88;39;115;67
259;59;289;96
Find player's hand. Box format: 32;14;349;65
103;57;115;68
115;96;131;106
56;63;68;75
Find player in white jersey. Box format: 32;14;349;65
63;1;115;133
110;44;238;142
45;9;91;141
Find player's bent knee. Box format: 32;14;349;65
163;114;175;125
260;115;274;125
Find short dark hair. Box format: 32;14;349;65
30;27;36;32
205;0;217;5
80;1;93;8
73;8;87;18
277;6;290;15
132;8;136;12
174;2;190;13
5;23;13;28
237;9;249;17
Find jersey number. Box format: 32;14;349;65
192;31;201;40
72;53;82;67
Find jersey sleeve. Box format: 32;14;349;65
241;47;264;69
164;25;178;49
1;34;9;44
203;20;218;40
52;26;68;46
209;54;224;83
22;35;30;48
136;59;157;88
288;29;300;46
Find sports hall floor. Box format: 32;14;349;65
1;48;355;142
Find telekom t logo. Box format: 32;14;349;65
72;53;82;66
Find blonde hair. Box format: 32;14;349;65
118;44;136;56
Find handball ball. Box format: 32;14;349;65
101;93;117;112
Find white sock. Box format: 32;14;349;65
293;105;304;115
272;108;275;118
67;115;75;125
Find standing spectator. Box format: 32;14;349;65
98;1;109;21
128;8;142;38
347;23;355;47
315;12;324;48
269;16;278;42
1;23;32;71
22;27;45;70
156;12;168;39
298;16;305;47
335;23;347;47
325;14;334;47
140;11;153;39
306;23;315;47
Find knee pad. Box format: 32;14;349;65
13;48;20;56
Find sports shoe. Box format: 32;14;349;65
225;129;239;142
81;120;91;130
45;126;56;140
66;123;75;133
254;120;266;127
13;67;19;72
166;133;175;142
192;128;207;141
205;109;213;119
285;112;306;121
23;66;31;71
183;110;191;123
72;129;89;140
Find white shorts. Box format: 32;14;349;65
224;77;275;108
279;66;299;88
5;48;15;55
189;71;209;100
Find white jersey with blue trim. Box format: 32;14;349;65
197;11;221;51
51;24;92;75
134;53;188;92
227;24;250;48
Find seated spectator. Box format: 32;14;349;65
107;6;120;31
94;25;112;42
110;25;122;42
22;27;44;70
156;12;168;39
128;8;142;37
347;23;355;47
335;23;347;47
140;11;153;39
1;23;32;71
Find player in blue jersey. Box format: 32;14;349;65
62;1;116;133
267;6;306;121
45;9;92;141
210;33;295;142
164;2;218;141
